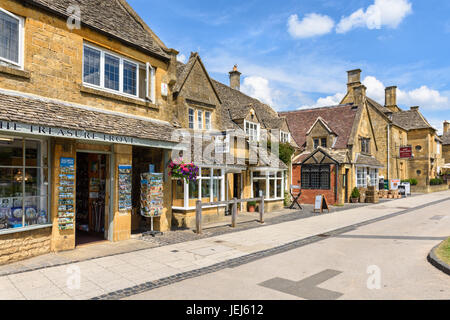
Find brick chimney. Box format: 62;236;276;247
444;121;450;133
353;85;366;106
229;65;241;91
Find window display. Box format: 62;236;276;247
251;170;285;200
0;138;48;231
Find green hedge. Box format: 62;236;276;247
430;178;444;185
401;178;418;186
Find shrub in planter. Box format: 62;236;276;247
430;178;444;185
248;201;257;212
350;187;360;203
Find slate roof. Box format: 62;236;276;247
355;153;384;168
24;0;170;59
279;104;358;150
0;90;178;143
292;147;349;165
391;109;435;131
442;132;450;145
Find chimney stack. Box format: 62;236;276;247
410;106;419;111
444;121;450;133
353;85;366;106
229;65;241;91
347;69;362;90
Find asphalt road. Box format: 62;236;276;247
126;196;450;300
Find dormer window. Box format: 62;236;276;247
0;8;24;68
245;120;260;142
361;138;370;154
321;138;327;148
280;131;290;143
313;138;319;149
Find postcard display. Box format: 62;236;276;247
140;172;164;236
58;157;76;230
118;165;132;214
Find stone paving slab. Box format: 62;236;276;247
0;191;447;300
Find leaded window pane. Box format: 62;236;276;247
83;46;101;86
104;54;120;91
0;11;19;63
123;61;137;95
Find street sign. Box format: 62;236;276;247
400;146;413;159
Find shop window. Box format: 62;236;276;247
173;167;225;208
356;167;367;188
0;138;49;231
0;8;23;68
251;170;284;200
301;165;330;190
369;169;379;188
83;43;143;98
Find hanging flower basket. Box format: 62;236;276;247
168;159;199;184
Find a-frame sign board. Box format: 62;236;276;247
314;194;330;213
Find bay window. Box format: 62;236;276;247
356;167;367;188
251;170;285;200
0;8;24;68
83;43;153;99
172;167;225;209
0;138;49;231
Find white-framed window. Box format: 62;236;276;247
173;167;225;209
197;110;203;130
83;43;153;99
369;168;379;189
356;167;367;188
251;170;284;200
0;137;50;233
280;131;290;143
0;8;24;68
205;111;211;130
245;120;260;142
188;108;195;129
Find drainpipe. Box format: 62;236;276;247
335;163;339;204
387;123;390;185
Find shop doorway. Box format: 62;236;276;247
75;152;108;246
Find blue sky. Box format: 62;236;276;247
129;0;450;133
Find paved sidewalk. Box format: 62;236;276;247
0;191;448;300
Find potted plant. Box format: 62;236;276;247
247;201;257;212
350;187;360;203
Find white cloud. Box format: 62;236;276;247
299;92;345;109
241;76;275;106
299;75;449;111
177;54;187;63
336;0;412;33
288;13;335;38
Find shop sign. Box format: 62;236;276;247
0;121;182;150
399;146;413;159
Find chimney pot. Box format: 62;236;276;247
229;65;241;91
411;106;419;111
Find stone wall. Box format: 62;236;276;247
0;227;51;265
0;1;175;123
